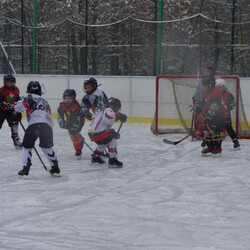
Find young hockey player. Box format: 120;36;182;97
0;74;22;148
201;76;225;157
192;66;217;140
57;89;85;159
15;81;60;177
215;78;240;149
88;97;127;167
81;77;108;120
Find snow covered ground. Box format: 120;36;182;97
0;121;250;250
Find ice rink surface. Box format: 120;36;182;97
0;122;250;250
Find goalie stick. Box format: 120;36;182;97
163;120;214;145
163;128;200;145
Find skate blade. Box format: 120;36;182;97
91;161;105;165
49;172;61;177
234;146;240;150
18;175;28;180
212;153;222;158
108;164;123;168
76;155;82;160
201;153;212;157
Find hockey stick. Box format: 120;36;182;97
19;121;48;171
76;133;94;153
163;127;201;145
117;121;124;134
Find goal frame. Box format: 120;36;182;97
153;75;250;139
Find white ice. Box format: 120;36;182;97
0;121;250;250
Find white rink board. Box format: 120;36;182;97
1;74;250;121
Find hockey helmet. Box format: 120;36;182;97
108;97;121;113
63;89;76;100
203;65;215;76
3;74;16;90
27;81;42;95
201;76;216;93
215;78;227;92
83;77;98;95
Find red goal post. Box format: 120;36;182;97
151;75;250;139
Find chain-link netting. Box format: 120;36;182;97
0;14;249;76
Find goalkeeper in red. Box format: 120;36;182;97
201;76;226;157
88;97;127;167
57;89;85;159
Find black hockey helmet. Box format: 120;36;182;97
3;74;16;90
27;81;42;95
201;76;216;93
108;97;121;113
203;65;215;76
83;77;98;95
63;89;76;100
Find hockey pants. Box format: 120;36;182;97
95;138;117;158
68;131;83;152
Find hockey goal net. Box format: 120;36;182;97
151;75;250;139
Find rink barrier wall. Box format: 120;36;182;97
1;74;250;124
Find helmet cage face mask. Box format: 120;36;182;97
83;78;98;95
201;76;215;94
27;81;42;95
63;89;76;101
108;97;121;113
3;75;16;90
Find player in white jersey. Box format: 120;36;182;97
15;81;60;177
81;77;108;120
88;97;127;167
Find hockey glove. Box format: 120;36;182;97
203;116;212;127
69;124;79;135
116;112;127;123
12;111;22;122
111;131;120;140
195;102;202;114
59;120;67;129
2;102;12;110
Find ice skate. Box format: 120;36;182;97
75;150;82;160
18;165;30;178
233;139;240;150
91;154;105;164
108;157;123;168
49;162;61;177
13;137;22;149
201;146;213;156
212;147;222;158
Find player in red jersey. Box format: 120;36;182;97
201;76;226;157
0;74;22;148
58;89;85;159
